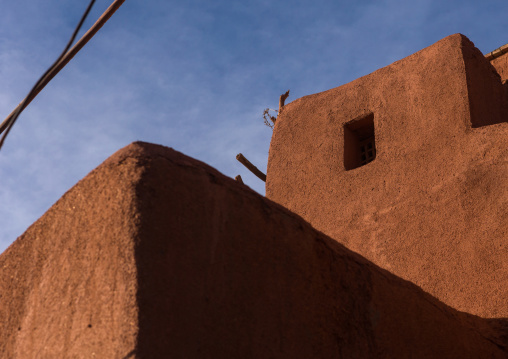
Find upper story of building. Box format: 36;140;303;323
267;33;507;223
265;34;508;318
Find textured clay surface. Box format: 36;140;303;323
0;150;142;358
266;34;508;318
1;142;507;358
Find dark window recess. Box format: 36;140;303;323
344;113;376;170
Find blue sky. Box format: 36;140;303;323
0;0;507;253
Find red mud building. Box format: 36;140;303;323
267;33;508;318
1;34;507;358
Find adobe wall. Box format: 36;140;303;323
1;142;507;357
266;34;508;318
0;150;141;358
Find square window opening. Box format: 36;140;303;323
344;113;376;170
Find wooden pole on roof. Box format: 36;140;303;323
278;90;290;114
236;153;267;182
0;0;126;135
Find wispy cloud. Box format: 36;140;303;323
1;0;507;253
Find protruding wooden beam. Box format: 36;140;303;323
236;153;266;182
235;175;244;184
278;90;290;114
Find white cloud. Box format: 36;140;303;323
1;0;507;253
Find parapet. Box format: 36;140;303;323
489;44;508;82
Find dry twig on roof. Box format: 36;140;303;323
262;90;290;129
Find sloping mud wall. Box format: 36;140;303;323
1;142;506;357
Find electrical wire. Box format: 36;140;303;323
0;0;96;151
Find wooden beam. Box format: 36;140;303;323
278;90;290;114
236;153;266;182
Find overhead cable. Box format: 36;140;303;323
0;0;126;151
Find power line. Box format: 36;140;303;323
0;0;126;151
0;0;96;150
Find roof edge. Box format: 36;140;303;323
485;43;508;61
